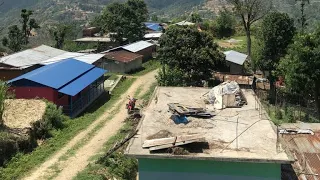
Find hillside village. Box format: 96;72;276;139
0;0;320;180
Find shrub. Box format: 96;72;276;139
104;152;138;180
286;107;295;123
275;108;283;120
304;113;310;122
0;132;34;166
32;102;66;139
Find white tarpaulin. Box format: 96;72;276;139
208;81;241;109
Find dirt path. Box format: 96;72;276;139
24;70;158;180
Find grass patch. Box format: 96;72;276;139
0;78;136;180
105;74;119;81
134;86;142;98
102;60;160;77
130;59;160;76
216;35;256;54
140;82;157;101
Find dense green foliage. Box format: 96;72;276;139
32;102;65;139
49;24;72;49
104;152;138;180
212;9;235;39
2;25;23;52
0;132;34;167
157;26;225;86
277;29;320;118
0;81;9;126
255;12;295;72
191;13;203;23
99;0;148;43
254;12;295;103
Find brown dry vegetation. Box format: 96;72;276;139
3;99;46;129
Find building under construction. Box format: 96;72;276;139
126;86;293;180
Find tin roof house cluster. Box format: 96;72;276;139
1;45;107;117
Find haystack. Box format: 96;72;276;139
3;99;46;129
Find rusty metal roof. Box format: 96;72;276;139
280;125;320;180
214;72;253;85
104;50;142;63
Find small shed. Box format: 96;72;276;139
104;41;156;62
103;50;143;73
8;59;106;117
224;50;248;75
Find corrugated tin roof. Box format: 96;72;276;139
144;33;163;39
74;37;112;42
0;45;66;68
104;50;142;63
144;22;163;31
280;123;320;180
122;41;154;53
41;52;104;65
58;67;106;96
8;59;95;89
224;50;248;65
175;21;195;26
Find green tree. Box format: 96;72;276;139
151;14;158;22
256;12;295;104
2;25;23;52
157;26;225;86
50;25;71;49
213;9;235;39
190;13;202;23
101;0;148;44
21;9;40;44
296;0;310;32
277;29;320;118
227;0;271;57
0;81;9;126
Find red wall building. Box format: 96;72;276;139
8;59;106;117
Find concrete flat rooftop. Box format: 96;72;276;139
126;87;292;164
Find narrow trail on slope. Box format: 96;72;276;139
24;70;158;180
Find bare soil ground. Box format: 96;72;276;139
3;99;46;129
24;70;158;180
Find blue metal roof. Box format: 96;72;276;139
8;59;95;89
58;67;106;96
144;23;162;32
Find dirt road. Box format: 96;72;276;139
24;70;158;180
